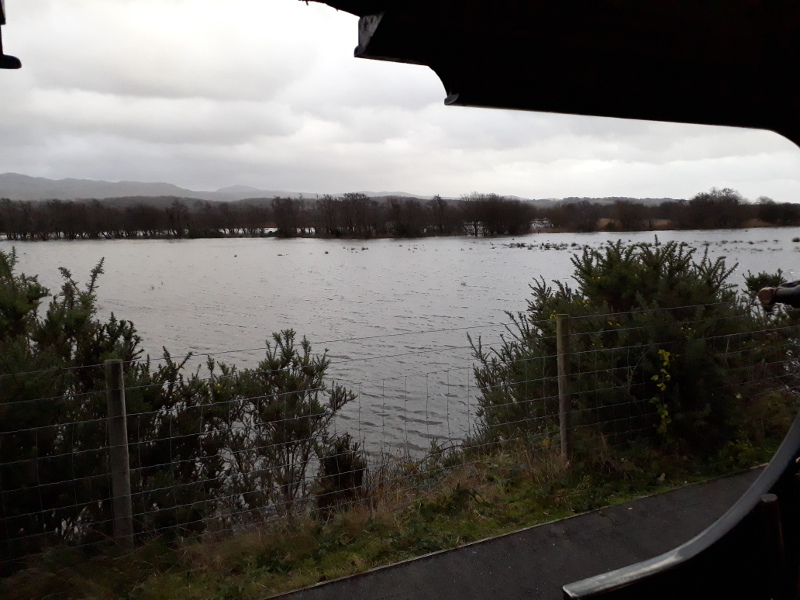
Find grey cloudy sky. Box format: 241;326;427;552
2;0;800;201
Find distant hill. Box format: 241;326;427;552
0;173;310;202
97;196;217;210
0;173;438;203
0;172;684;206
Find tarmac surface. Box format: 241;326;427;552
275;469;761;600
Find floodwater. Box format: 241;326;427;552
4;228;800;453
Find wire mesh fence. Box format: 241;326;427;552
2;304;799;563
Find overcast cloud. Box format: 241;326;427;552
2;0;799;201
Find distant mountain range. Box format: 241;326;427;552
0;172;681;206
0;173;418;203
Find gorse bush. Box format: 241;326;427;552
1;249;143;558
471;240;796;454
0;249;359;564
206;331;358;519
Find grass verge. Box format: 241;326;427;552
0;430;783;600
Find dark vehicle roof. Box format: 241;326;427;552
309;0;800;147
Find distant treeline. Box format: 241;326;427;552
551;188;800;232
1;188;798;241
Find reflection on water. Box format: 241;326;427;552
5;228;799;453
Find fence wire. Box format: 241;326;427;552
2;306;799;562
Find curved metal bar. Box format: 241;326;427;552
563;413;800;599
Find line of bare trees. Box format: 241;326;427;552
1;188;798;241
281;193;534;238
547;188;800;232
0;193;537;241
0;198;273;241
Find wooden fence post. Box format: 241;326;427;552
105;359;133;548
556;314;573;460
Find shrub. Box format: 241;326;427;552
0;249;356;562
315;433;367;519
470;240;795;455
0;250;144;559
216;330;357;518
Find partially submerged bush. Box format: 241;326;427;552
315;433;367;520
209;330;357;519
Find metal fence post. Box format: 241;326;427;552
556;314;573;459
105;359;133;548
